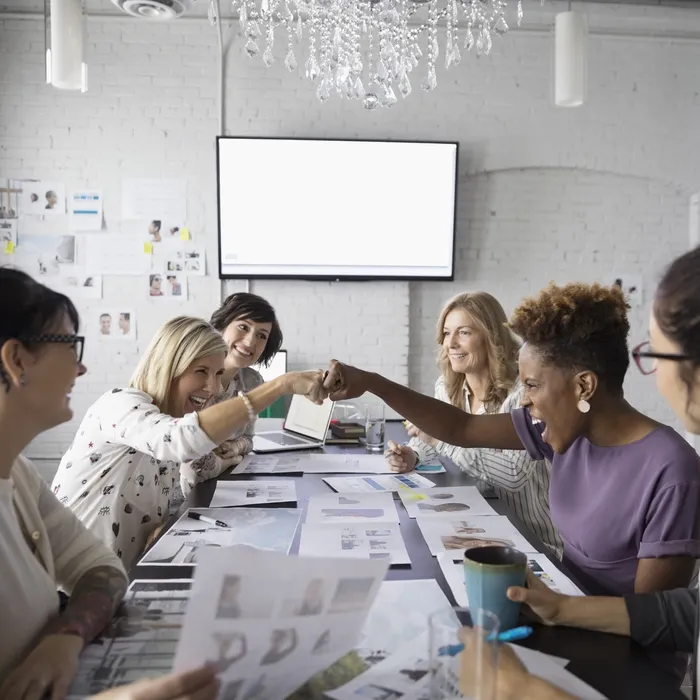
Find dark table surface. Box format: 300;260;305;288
135;422;685;700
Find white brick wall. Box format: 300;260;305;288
1;2;698;458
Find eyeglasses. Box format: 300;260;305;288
631;341;691;376
28;334;85;363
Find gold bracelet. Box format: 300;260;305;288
239;392;256;423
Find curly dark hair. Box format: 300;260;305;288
654;246;700;386
210;292;283;367
508;282;631;392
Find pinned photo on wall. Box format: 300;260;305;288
0;178;22;220
121;178;187;221
148;273;188;300
146;220;184;243
44;267;103;300
68;190;103;231
613;275;643;308
97;310;136;341
0;220;17;245
20;182;66;215
14;234;75;276
154;243;206;277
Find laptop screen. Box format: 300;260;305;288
284;395;334;441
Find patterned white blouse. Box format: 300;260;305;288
51;388;217;570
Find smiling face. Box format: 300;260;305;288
442;308;487;375
518;343;593;454
100;314;111;335
169;352;226;416
2;312;87;431
222;317;272;372
649;311;700;433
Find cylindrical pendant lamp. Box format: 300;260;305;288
45;0;88;92
554;11;587;107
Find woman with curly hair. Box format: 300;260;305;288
385;291;561;556
325;282;700;600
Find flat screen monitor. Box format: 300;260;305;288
217;137;458;281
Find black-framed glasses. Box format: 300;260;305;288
28;334;85;363
631;341;691;376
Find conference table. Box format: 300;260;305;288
135;422;686;700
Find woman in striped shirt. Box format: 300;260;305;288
385;291;562;556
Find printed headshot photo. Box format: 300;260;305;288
98;309;136;341
20;181;66;216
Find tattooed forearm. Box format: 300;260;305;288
43;565;128;645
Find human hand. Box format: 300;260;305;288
507;570;566;626
91;665;219;700
323;360;370;401
404;421;438;447
284;370;328;405
0;633;83;700
384;440;418;473
458;627;529;700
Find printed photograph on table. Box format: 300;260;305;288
322;473;435;494
305;492;400;524
299;523;410;565
147;272;188;300
19;181;66;215
15;233;75;275
97;309;136;340
138;507;302;566
0;219;17;245
416;515;537;557
398;485;496;518
210;480;297;508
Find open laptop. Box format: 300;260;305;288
253;395;335;453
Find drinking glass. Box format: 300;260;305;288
364;404;385;453
428;607;499;700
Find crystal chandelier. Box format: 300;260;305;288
226;0;523;109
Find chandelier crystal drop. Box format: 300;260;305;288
229;0;522;108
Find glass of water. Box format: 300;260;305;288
364;404;385;453
428;607;499;700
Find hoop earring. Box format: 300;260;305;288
577;399;590;414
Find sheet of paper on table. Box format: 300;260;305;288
66;578;193;699
233;453;395;475
305;492;400;524
173;545;389;700
399;485;496;518
323;473;435;493
526;554;585;596
417;514;538;557
232;454;305;475
299;523;411;565
210;480;297;508
138;507;302;566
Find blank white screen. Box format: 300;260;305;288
217;138;457;280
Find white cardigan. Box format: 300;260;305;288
0;456;124;680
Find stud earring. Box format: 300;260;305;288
577;398;590;414
19;373;28;386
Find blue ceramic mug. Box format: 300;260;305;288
463;546;527;631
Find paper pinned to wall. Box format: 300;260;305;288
96;309;136;340
44;266;103;300
68;190;103;231
153;242;206;276
20;181;66;216
147;272;188;300
122;178;187;221
85;234;152;275
0;220;17;245
14;234;76;277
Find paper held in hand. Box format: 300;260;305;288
172;545;389;700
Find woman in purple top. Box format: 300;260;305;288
322;283;700;599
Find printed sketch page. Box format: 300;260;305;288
232;454;304;475
416;515;538;557
297;454;393;474
306;492;400;524
138;508;302;566
299;523;410;565
323;473;435;493
210;480;297;508
173;545;389;700
399;486;496;518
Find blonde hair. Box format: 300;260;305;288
436;292;520;413
129;316;227;414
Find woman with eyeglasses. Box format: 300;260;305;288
324;282;700;603
0;269;218;700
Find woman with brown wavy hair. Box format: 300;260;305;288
385;291;561;555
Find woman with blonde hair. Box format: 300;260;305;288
52;315;326;569
384;291;561;555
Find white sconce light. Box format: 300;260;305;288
45;0;88;92
554;11;587;107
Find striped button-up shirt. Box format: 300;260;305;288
409;376;562;558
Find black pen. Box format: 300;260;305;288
188;512;228;528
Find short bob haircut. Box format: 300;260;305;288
210;292;283;367
129;316;227;414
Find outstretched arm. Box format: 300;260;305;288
324;360;524;450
